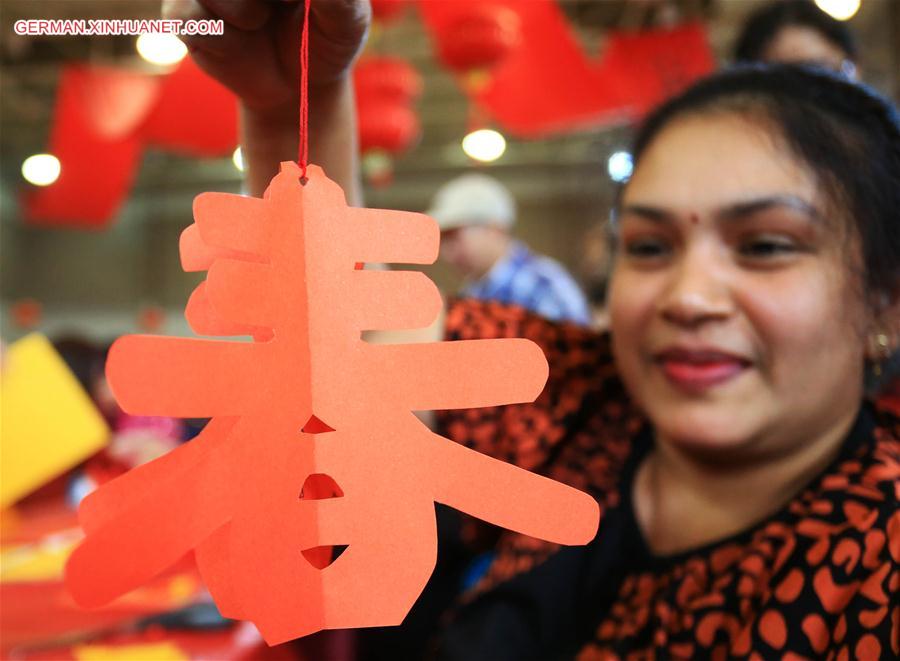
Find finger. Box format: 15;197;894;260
197;0;272;31
163;0;254;59
164;0;271;32
161;0;196;22
183;20;250;60
307;0;371;80
309;0;372;48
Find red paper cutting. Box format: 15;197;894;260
65;163;600;644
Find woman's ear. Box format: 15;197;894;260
865;291;900;361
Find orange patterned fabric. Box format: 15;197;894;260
435;298;900;660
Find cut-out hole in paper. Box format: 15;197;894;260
302;544;348;570
299;473;344;500
301;415;335;434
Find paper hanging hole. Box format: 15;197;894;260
299;473;344;500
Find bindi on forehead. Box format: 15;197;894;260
689;212;700;225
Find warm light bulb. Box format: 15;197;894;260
814;0;861;21
21;153;61;186
136;33;187;65
607;151;633;183
462;129;506;163
232;147;244;172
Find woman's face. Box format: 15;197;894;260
609;113;869;459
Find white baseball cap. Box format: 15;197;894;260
426;173;516;231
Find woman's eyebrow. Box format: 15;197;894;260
616;204;677;224
716;195;823;223
617;196;822;225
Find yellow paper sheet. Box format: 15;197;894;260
74;642;187;661
0;333;109;507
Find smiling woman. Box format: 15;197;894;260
434;66;900;659
193;3;898;651
615;99;866;459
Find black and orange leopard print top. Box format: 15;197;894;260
434;299;899;661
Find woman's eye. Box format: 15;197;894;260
624;237;671;259
738;236;798;259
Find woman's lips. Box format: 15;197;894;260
655;350;750;392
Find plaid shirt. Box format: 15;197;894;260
462;240;592;325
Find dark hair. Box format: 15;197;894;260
733;0;857;63
626;64;900;303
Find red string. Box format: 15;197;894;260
298;0;312;178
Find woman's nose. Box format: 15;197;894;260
656;248;734;327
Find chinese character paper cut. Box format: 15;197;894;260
65;163;600;644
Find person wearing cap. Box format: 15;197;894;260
427;173;592;326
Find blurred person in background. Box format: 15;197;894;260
428;173;593;326
733;0;859;78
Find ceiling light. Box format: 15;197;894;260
462;129;506;163
607;151;633;183
136;33;187;66
22;154;61;186
814;0;861;21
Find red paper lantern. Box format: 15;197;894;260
437;4;522;73
358;102;420;154
370;0;409;24
354;57;423;105
354;56;421;187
